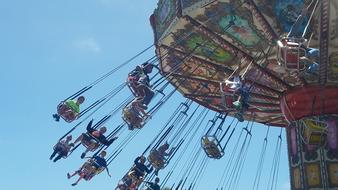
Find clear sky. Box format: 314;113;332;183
0;1;290;190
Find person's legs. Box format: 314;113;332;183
307;48;319;59
53;104;69;121
81;148;90;159
63;111;77;121
50;150;58;160
57;104;69;115
67;170;79;179
53;153;65;162
142;87;154;105
50;145;63;160
72;175;84;186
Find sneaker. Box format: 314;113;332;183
80;152;86;159
71;183;77;186
232;101;242;110
128;125;134;130
53;114;60;122
67;173;71;179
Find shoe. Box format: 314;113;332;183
232;101;242;109
80;152;86;159
128;125;134;130
53;114;60;122
67;173;71;179
71;183;77;186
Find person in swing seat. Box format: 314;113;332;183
149;143;174;175
144;177;161;190
225;76;249;122
279;5;319;75
124;97;150;130
127;62;155;107
50;135;74;162
73;119;118;158
129;155;153;180
67;151;111;186
53;96;85;122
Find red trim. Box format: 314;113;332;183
281;85;338;122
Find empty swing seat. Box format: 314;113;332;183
277;37;307;72
301;119;328;146
201;136;224;159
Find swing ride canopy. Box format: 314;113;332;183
150;0;338;127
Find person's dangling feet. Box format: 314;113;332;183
71;183;77;186
67;173;71;179
128;124;134;130
53;114;60;122
154;169;159;176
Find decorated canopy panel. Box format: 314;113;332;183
151;0;338;127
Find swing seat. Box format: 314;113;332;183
277;37;307;72
220;82;237;111
116;176;132;190
53;142;71;158
80;160;104;181
148;150;166;169
127;169;144;188
118;174;140;190
302;119;328;146
56;102;78;123
81;133;101;152
201;136;224;159
122;106;144;130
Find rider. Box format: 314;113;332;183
225;75;249;122
67;151;111;186
150;143;174;175
131;155;153;180
281;6;319;74
145;177;161;190
53;96;85;122
123;97;150;130
131;96;149;117
50;135;74;162
157;143;174;158
128;62;155;107
73;119;118;158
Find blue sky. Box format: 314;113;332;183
0;1;290;190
